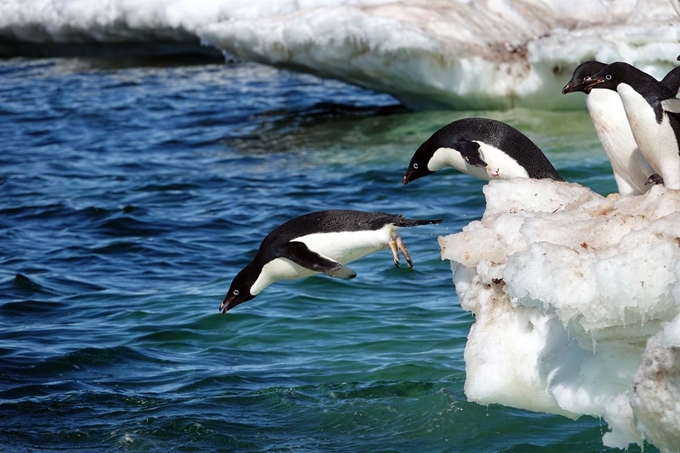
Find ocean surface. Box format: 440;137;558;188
0;56;651;452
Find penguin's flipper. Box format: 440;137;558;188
456;140;487;167
281;241;356;279
661;98;680;113
661;66;680;96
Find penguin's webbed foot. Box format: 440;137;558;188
389;238;400;268
396;236;413;271
646;174;664;186
390;235;413;271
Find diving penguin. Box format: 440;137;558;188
220;210;442;312
403;117;563;185
586;62;680;190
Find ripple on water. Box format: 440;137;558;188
0;58;628;452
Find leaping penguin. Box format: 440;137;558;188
220;210;442;312
586;62;680;190
403;118;563;185
562;61;656;196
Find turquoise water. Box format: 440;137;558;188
0;57;649;452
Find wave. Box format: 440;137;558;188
1;0;679;109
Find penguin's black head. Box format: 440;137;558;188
220;265;257;313
584;62;633;92
403;140;436;185
562;61;607;95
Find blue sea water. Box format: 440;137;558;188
0;56;650;452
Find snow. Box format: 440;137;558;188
199;0;680;109
440;178;680;450
1;0;679;109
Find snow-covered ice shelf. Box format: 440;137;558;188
2;0;679;109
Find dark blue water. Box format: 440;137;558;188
1;56;646;452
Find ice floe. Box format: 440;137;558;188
439;178;680;450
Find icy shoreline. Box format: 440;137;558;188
439;179;680;450
2;0;679;109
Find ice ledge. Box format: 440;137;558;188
1;0;679;109
199;0;680;110
439;179;680;450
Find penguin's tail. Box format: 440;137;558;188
396;217;443;227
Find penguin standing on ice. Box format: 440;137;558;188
402;118;562;185
562;61;656;196
563;60;680;195
586;62;680;190
220;210;442;312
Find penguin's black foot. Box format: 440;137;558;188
646;174;664;186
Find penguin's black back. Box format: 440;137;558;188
249;210;438;264
431;118;563;181
263;210;438;245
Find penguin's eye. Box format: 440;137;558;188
413;163;419;169
605;74;612;81
233;289;240;296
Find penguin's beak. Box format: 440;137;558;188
403;169;415;185
562;79;592;95
561;81;577;95
220;294;236;314
582;76;603;90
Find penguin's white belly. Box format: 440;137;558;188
295;227;393;264
249;226;394;295
587;90;655;195
618;84;680;189
477;142;531;179
429;143;530;180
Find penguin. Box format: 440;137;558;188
402;118;563;185
220;210;442;312
562;60;656;196
585;62;680;190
